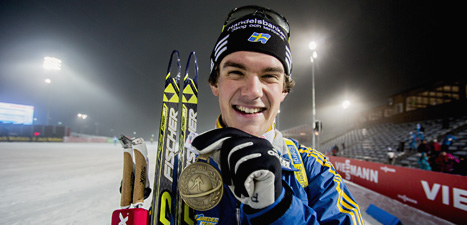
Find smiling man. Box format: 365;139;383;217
188;5;364;224
212;51;287;137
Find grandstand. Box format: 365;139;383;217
320;116;467;168
283;79;467;171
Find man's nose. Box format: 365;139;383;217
241;76;263;99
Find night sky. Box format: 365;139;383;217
0;1;446;141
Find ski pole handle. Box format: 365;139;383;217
132;137;149;207
120;135;134;208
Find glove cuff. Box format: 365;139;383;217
242;182;293;224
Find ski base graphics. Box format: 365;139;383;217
150;51;198;225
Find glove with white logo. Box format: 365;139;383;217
191;128;283;209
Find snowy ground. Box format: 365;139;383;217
0;142;453;225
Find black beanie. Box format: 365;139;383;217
209;12;292;80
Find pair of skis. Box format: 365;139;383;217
150;50;199;225
112;50;199;225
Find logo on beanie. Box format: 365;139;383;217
248;32;271;44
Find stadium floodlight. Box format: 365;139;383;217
77;113;88;119
309;41;317;50
42;56;60;125
43;57;62;71
342;100;350;109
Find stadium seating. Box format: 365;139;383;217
321;116;467;169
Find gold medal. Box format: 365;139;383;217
178;155;223;211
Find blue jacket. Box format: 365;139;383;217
442;134;457;146
194;133;364;225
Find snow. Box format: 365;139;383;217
0;142;453;225
345;181;454;225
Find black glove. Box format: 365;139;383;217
191;128;283;209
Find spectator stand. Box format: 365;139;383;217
321;116;467;173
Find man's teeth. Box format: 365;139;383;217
236;106;263;114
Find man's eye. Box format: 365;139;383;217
263;74;280;81
228;71;244;77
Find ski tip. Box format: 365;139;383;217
167;50;182;77
171;50;180;58
184;51;199;83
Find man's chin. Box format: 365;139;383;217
230;124;266;137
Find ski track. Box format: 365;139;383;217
0;142;452;225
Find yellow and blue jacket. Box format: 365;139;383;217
194;131;364;225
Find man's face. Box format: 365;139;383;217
210;51;287;137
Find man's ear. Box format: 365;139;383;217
280;91;288;102
210;83;219;96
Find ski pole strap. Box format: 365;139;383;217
284;138;308;188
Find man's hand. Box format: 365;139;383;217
191;128;283;209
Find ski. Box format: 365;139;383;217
150;50;182;225
175;52;198;225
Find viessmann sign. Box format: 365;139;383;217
328;156;467;225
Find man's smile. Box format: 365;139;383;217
233;105;266;114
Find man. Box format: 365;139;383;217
409;131;417;150
417;140;430;155
189;5;363;224
387;147;396;165
435;151;460;173
441;132;457;151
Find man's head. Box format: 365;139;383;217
209;5;295;93
209;5;294;136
